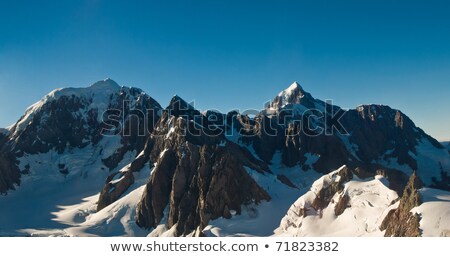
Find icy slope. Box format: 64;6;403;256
412;188;450;237
275;166;399;237
275;166;450;237
0;136;138;236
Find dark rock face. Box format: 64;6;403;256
97;170;135;211
10;96;99;155
241;115;285;164
237;88;445;191
334;194;350;216
96;138;155;211
136;147;177;229
135;141;271;236
0;131;20;194
232;112;350;174
311;166;353;211
381;172;423;237
431;163;450;191
342;105;443;169
0;149;21;195
135;102;271;236
277;175;297;189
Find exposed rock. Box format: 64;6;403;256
303;134;350;174
395;111;404;129
334;194;350;216
430;162;450;191
136;140;271;235
311;166;353;211
135;100;271;236
277;174;297;188
97;135;157;211
343;105;443;170
0;151;21;195
381;172;423;237
244;114;284;163
0;79;162;195
282;123;302;167
97;170;135;211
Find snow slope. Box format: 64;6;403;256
412;188;450;237
58;164;153;237
275;166;399;237
0;145;152;237
275;166;450;237
0;134;140;236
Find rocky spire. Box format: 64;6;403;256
380;171;423;237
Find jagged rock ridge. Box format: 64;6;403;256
380;172;423;237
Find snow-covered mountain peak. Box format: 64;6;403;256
9;79;159;135
277;81;304;97
266;81;324;114
45;78;124;102
90;78;119;89
17;79;121;123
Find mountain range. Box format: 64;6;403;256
0;79;449;237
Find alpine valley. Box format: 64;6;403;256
0;79;449;237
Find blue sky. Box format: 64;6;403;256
1;0;449;140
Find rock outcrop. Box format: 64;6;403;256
0;150;21;195
97;138;154;211
310;166;353;211
381;172;423;237
134;99;271;236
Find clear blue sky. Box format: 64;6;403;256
1;0;449;140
